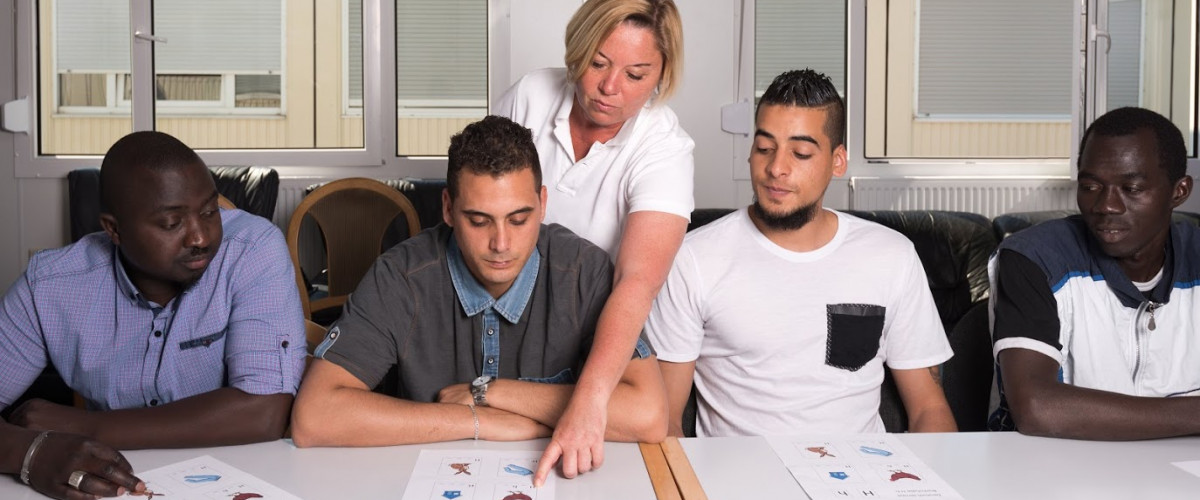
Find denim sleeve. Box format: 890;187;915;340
223;226;306;395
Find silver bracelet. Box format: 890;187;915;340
19;431;51;485
468;403;480;440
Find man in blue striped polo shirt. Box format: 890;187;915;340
991;107;1200;440
0;131;306;499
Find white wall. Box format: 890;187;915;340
0;0;28;287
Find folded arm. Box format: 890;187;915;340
291;359;549;447
441;356;668;443
999;348;1200;440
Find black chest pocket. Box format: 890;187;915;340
825;303;886;372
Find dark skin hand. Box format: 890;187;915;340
999;349;1200;440
9;389;292;449
1;422;145;500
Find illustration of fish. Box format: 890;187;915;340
184;474;221;483
504;464;534;476
859;446;893;457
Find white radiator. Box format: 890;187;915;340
848;178;1076;219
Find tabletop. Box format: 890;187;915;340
679;432;1200;499
2;439;658;500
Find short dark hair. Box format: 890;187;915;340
1079;107;1186;183
99;131;204;214
446;115;542;199
756;69;846;149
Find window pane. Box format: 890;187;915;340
395;0;487;156
153;0;363;149
755;0;845;97
1107;0;1197;156
41;0;132;155
235;75;283;108
867;0;1074;158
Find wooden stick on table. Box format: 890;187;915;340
639;442;683;500
660;437;708;500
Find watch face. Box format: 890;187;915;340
472;376;491;389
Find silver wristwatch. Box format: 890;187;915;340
471;375;492;406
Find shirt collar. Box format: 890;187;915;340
446;233;541;323
111;246;191;310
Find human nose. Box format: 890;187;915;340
1090;186;1125;214
598;68;619;96
184;217;211;249
765;151;788;178
490;224;510;254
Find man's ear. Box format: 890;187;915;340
99;213;121;246
832;144;848;178
538;185;548;223
1170;175;1193;209
441;188;454;227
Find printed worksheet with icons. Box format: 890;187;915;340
769;435;963;500
117;455;302;500
401;449;555;500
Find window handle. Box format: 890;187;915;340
134;30;168;44
1089;25;1111;55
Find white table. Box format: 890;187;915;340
680;432;1200;499
3;439;657;500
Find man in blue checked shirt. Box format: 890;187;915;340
0;131;306;500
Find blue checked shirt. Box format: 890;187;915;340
0;209;306;411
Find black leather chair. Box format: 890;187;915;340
68;166;281;242
209;166;280;221
846;211;998;432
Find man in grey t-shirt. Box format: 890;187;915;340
290;116;667;456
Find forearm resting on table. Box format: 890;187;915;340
1000;349;1200;440
292;359;472;446
486;363;667;442
0;421;44;475
85;388;292;449
292;359;547;446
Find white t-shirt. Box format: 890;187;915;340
492;68;695;257
645;208;953;436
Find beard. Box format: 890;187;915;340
751;196;820;231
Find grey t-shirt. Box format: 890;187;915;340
317;223;644;402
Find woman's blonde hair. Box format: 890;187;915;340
564;0;683;102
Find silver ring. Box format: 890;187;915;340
67;470;88;490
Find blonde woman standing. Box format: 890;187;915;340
493;0;691;486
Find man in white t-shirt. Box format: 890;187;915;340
645;69;957;437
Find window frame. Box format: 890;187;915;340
12;0;463;179
740;0;1199;179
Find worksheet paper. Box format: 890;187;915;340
401;449;556;500
118;455;302;500
1171;460;1200;478
769;435;964;499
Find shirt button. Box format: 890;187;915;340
487;328;494;336
149;399;159;406
487;357;495;365
281;340;290;348
153;330;162;338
